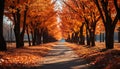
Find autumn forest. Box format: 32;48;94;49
0;0;120;69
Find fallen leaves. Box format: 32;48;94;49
66;42;120;69
0;42;56;69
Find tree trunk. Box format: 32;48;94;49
118;27;120;43
43;31;48;43
36;29;41;45
14;8;21;48
91;30;95;46
100;33;102;42
86;29;90;46
26;25;31;46
33;28;37;45
118;31;120;43
74;32;79;44
79;23;85;45
13;0;21;48
0;0;7;51
102;33;104;42
31;31;35;46
71;33;74;43
90;24;96;46
19;9;27;47
105;27;114;49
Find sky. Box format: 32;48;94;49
54;0;63;11
52;0;63;24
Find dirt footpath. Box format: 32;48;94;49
38;42;94;69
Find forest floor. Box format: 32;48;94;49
0;42;57;69
0;42;120;69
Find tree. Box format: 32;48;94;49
63;0;100;46
5;0;56;47
25;0;56;45
94;0;120;49
0;0;7;51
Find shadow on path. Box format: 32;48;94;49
29;42;95;69
29;58;95;69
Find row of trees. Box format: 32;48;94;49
60;0;120;49
0;0;61;51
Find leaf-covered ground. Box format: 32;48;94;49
0;42;56;69
65;42;120;69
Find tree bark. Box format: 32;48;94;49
86;29;90;46
74;32;79;44
0;0;7;51
26;25;31;46
32;28;37;46
118;31;120;43
100;32;102;42
43;31;48;43
36;29;41;45
14;8;21;48
13;0;22;48
118;27;120;43
105;27;114;49
91;30;95;46
19;8;28;47
79;23;85;45
31;31;35;46
102;33;104;42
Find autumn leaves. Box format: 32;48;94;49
60;0;120;49
0;0;60;50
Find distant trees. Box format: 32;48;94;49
0;0;7;51
62;0;100;46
